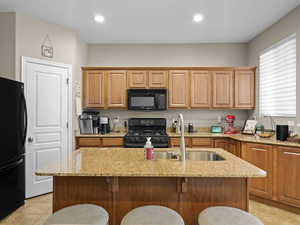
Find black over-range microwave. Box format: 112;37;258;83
128;89;167;111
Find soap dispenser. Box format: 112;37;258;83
145;137;154;160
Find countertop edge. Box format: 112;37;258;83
76;133;300;148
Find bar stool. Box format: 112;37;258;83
121;205;185;225
198;206;264;225
44;204;109;225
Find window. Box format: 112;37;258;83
259;34;296;117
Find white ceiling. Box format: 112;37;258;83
0;0;300;43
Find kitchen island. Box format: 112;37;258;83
37;148;265;225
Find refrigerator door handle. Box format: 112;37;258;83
0;158;24;175
21;92;28;147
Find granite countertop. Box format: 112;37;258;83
76;132;300;148
168;132;300;148
36;147;266;178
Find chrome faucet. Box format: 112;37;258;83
178;113;186;161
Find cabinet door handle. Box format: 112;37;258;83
252;148;267;152
283;152;300;156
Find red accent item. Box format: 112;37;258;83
224;114;237;134
146;148;154;160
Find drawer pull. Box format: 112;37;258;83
252;148;267;152
283;152;300;156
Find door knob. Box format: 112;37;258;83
28;137;34;143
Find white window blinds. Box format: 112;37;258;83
259;34;296;117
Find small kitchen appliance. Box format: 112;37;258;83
79;114;94;134
111;116;121;132
276;125;289;141
127;89;167;111
100;117;110;134
224;115;237;134
124;118;169;148
188;123;194;133
211;126;223;133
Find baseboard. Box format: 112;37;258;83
250;195;300;215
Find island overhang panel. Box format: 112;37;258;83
37;148;265;225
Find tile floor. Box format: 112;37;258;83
0;194;300;225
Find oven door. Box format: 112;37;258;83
128;94;156;110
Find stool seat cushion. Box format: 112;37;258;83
121;205;185;225
198;206;264;225
44;204;109;225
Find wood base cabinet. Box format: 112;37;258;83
213;138;241;157
170;137;213;148
275;146;300;208
76;137;124;149
241;142;300;213
242;143;273;199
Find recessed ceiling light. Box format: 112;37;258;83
94;15;105;24
193;14;204;23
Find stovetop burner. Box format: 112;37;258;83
124;118;169;148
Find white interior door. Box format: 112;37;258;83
23;58;70;198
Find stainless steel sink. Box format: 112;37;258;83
153;151;178;160
153;151;225;161
185;151;225;161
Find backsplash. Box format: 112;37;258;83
84;109;250;128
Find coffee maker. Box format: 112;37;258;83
79;112;100;134
100;117;110;134
79;114;94;134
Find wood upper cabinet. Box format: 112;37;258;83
212;71;234;108
107;71;127;108
82;67;255;110
168;70;189;108
148;71;168;88
83;71;105;108
127;71;148;88
190;71;212;108
275;146;300;207
242;143;273;199
235;70;255;109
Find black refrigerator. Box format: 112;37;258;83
0;77;27;220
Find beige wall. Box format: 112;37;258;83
248;6;300;126
14;13;87;137
0;12;16;79
15;13;87;82
87;43;248;67
86;43;250;126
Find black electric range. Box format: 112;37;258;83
124;118;169;148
